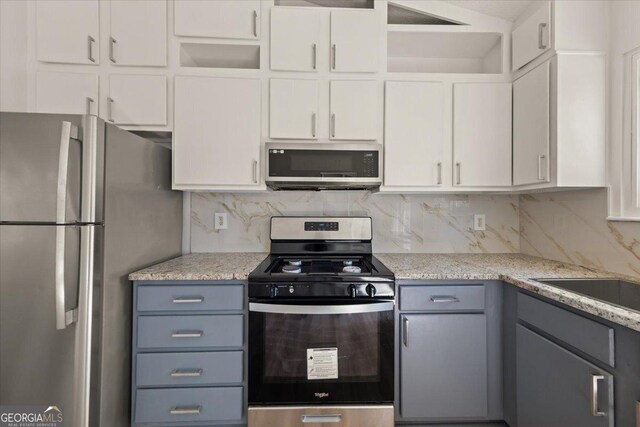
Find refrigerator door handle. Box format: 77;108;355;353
55;122;82;330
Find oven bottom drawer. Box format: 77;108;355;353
135;387;243;424
248;405;393;427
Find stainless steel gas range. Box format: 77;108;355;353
247;217;395;427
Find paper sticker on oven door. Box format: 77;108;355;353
307;348;338;380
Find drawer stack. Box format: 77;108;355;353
132;282;246;426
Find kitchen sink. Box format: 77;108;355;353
534;278;640;313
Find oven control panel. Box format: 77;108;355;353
249;282;395;299
304;221;339;231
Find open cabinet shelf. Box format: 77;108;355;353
387;29;503;74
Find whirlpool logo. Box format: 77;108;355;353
0;405;64;427
314;392;329;398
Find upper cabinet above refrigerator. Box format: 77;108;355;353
174;0;261;39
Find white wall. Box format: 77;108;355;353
0;0;28;112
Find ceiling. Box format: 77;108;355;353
445;0;533;22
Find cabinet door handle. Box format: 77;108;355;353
170;406;202;415
331;113;336;138
87;35;95;63
538;23;547;49
312;43;317;70
253;160;258;183
430;295;460;303
106;97;114;122
86;97;94;115
109;37;116;63
171;330;203;338
253;10;258;37
172;296;204;304
455;162;461;185
311;113;316;137
437;162;442;185
402;316;409;347
331;44;336;70
537;154;546;180
170;368;203;377
591;374;606;417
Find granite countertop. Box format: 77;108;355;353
129;252;640;332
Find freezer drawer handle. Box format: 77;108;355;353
55;121;81;330
170;368;203;377
170;406;202;415
172;296;204;304
302;414;342;423
430;296;460;303
171;330;204;338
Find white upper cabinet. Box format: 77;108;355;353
270;79;319;140
330;80;377;141
109;0;167;66
453;83;512;187
511;2;551;71
107;75;166;125
513;61;550;186
174;76;261;189
36;71;99;116
330;10;378;73
36;0;100;65
174;0;260;40
384;81;444;187
270;8;320;72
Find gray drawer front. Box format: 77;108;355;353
400;285;485;311
137;315;243;349
136;351;243;387
135;387;243;424
518;293;614;366
137;284;244;312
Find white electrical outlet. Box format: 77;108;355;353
473;214;486;231
214;213;228;230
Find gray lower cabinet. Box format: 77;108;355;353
400;313;488;418
132;281;246;427
516;324;614;427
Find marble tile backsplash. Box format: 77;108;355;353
520;189;640;279
190;191;520;254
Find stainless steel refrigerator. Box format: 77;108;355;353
0;112;182;426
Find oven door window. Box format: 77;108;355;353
249;300;394;405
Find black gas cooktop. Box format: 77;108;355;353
535;278;640;312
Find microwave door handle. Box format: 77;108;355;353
249;301;394;315
319;172;357;178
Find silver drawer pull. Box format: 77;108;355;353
171;330;203;338
170;405;202;415
170;368;203;377
430;296;460;303
172;296;204;304
591;374;606;417
302;414;342;423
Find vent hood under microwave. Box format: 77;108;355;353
265;142;382;191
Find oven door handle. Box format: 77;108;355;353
249;301;394;315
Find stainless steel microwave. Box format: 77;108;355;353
265;142;382;190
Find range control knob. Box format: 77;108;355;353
269;285;279;298
366;284;377;298
347;284;357;298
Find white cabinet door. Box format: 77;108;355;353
453;83;512;187
270;79;318;139
36;0;99;64
107;75;166;125
36;71;99;115
174;76;261;187
512;2;551;70
110;0;167;66
270;8;320;72
330;10;378;73
330;80;377;140
384;81;444;187
174;0;260;40
513;61;550;185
